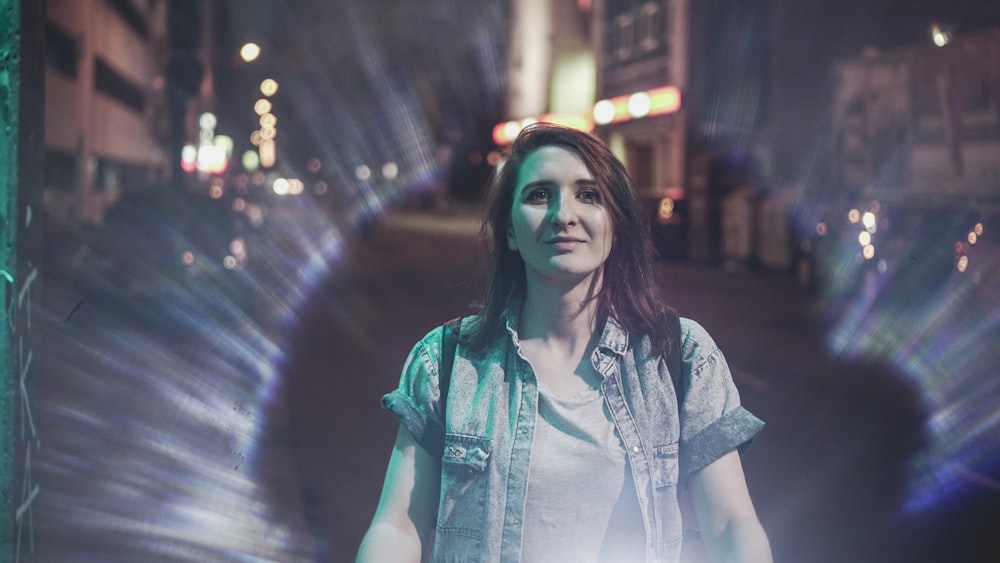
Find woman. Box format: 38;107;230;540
357;123;772;562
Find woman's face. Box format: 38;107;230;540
506;145;613;287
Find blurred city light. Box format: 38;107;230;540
930;23;952;47
272;177;290;195
628;91;651;118
593;99;615;125
492;114;593;145
593;85;681;125
355;165;371;181
862;211;877;232
181;144;198;173
253;99;272;116
240;42;261;62
381;161;399;180
199;112;217;130
957;254;969;272
196;144;228;174
242;150;260;171
260;78;279;96
259;139;276;168
657;197;675;223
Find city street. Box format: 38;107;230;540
281;212;998;562
18;1;1000;561
29;208;998;562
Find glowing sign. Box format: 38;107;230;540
492;114;595;145
594;85;681;125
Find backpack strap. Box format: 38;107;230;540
438;317;462;418
665;310;684;406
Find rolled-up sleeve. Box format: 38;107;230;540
678;319;764;479
381;326;446;456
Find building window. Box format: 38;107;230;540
603;0;669;71
95;58;146;113
107;0;149;39
44;149;77;191
616;14;634;61
46;21;78;78
639;2;660;52
605;0;633;19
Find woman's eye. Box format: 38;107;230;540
526;190;549;203
578;190;601;203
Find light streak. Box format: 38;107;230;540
802;204;1000;515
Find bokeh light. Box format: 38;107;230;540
253;99;272;116
259;78;279;96
240;42;261;62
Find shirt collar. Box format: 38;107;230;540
596;314;628;356
501;295;629;355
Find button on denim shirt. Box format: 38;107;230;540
382;309;764;563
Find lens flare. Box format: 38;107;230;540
806;206;1000;516
34;187;349;559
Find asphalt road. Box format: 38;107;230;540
279;214;999;563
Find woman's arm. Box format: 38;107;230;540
688;449;772;563
356;425;441;563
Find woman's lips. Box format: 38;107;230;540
546;237;585;250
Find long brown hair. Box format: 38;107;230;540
468;123;673;355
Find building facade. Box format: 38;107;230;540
44;0;170;227
830;28;1000;209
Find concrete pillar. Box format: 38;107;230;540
1;0;46;557
508;0;554;118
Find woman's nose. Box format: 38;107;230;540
550;194;578;226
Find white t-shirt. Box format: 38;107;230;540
521;382;646;562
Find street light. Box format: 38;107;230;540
930;23;952;47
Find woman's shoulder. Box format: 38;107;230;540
677;316;722;361
413;314;484;347
678;316;711;340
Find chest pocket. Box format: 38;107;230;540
437;433;492;539
651;442;680;488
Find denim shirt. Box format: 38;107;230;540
382;310;764;563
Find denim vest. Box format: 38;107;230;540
382;310;764;563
